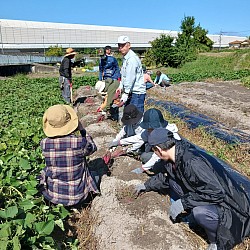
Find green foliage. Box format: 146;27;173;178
241;76;250;88
73;76;98;88
168;69;250;83
45;45;63;57
146;16;213;68
174;16;213;66
142;49;155;67
150;34;175;67
0;75;97;248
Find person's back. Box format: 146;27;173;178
39;104;99;207
143;69;155;90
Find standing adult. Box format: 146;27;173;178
59;48;77;103
136;127;250;250
98;46;121;119
154;71;171;88
116;36;146;113
99;45;121;82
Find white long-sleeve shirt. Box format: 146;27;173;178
113;122;180;170
114;119;145;151
119;49;146;95
141;123;181;170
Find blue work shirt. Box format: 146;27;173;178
99;55;121;80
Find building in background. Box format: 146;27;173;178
0;19;247;54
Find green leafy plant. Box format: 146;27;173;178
45;45;63;57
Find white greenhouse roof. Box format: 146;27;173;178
0;19;247;49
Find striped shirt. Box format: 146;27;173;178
39;134;98;206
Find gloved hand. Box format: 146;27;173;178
96;107;102;112
134;183;146;197
131;167;144;174
120;93;129;103
111;103;119;108
109;140;120;148
169;199;184;221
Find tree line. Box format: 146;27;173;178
45;16;213;68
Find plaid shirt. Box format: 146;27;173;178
39;133;98;206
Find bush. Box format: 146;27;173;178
241;76;250;88
45;45;63;57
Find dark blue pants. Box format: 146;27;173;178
169;179;219;243
145;82;154;90
126;93;146;113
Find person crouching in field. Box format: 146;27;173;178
135;127;250;250
38;104;100;207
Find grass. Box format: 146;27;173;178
150;49;250;83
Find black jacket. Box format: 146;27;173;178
145;140;250;249
59;57;73;79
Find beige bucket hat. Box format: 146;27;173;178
43;105;78;137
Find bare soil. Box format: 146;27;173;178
72;80;250;250
148;81;250;135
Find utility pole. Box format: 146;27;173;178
219;30;222;51
43;36;45;56
0;21;4;54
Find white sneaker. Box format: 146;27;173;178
206;243;217;250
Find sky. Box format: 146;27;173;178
1;0;250;37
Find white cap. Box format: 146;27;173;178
117;35;130;44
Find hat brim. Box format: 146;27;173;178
43;105;78;137
121;111;143;126
64;52;77;57
140;120;168;129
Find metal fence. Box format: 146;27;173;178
0;54;62;65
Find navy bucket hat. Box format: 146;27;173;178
140;108;168;129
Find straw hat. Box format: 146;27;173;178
65;48;77;57
43;105;78;137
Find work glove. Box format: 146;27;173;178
120;93;129;103
206;243;217;250
109;140;120;148
131;167;144;174
169;199;184;221
96;107;102;112
134;183;146;197
111;103;119;108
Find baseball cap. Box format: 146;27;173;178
117;35;130;44
148;128;175;146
